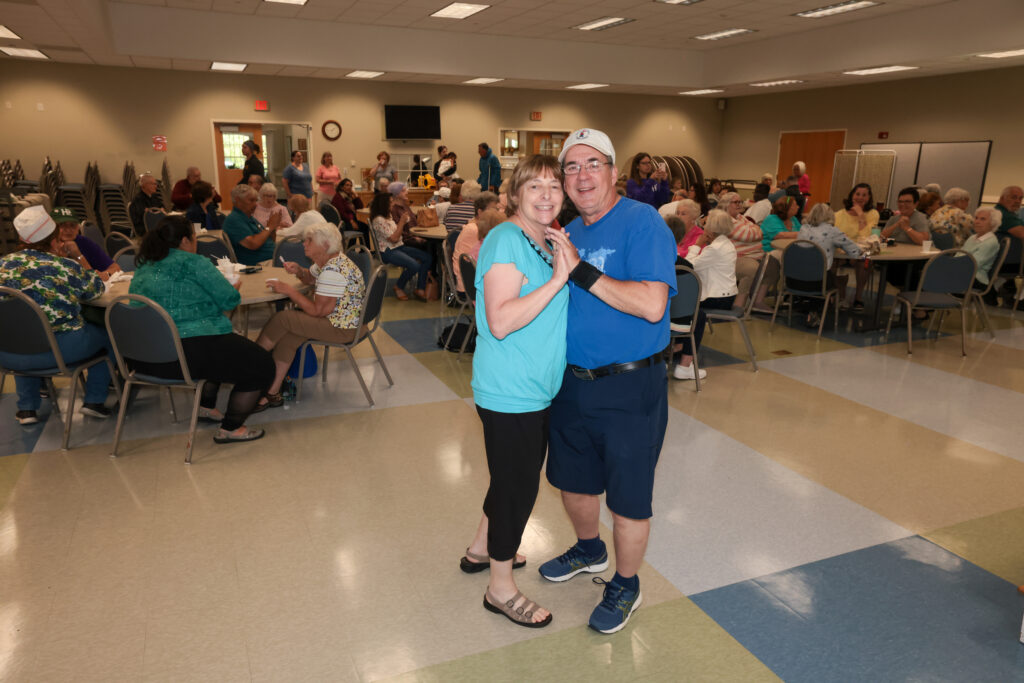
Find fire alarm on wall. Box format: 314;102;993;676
878;131;889;139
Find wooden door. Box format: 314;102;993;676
777;130;846;203
214;122;263;211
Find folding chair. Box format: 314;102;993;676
295;265;394;406
319;201;341;226
345;245;375;285
884;249;976;356
195;233;237;265
668;265;703;392
105;294;207;464
0;286;119;450
957;236;1011;339
272;236;312;269
455;255;478;360
105;231;134;258
142;209;164;236
112;246;138;272
771;240;839;339
705;256;766;372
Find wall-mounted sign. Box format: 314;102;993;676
152;135;167;152
254;100;270;111
530;111;542;121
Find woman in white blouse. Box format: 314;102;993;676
672;209;738;381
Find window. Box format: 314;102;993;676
222;133;269;174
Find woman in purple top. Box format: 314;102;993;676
625;152;671;208
52;208;120;279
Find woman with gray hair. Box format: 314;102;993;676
795;203;864;327
254;222;365;410
720;191;775;312
930;187;974;246
254;182;293;230
671;209;738;381
961;207;1001;295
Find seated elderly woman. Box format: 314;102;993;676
917;191;942;218
129;215;274;443
52;207;121;280
672;199;704;255
185;180;223;232
388;182;427;250
961;207;1001;295
793;203;864;327
718;192;775;312
453;199;502;292
930;187;975;246
370;192;432;300
223;184;279;265
254;183;293;231
0;206;114;425
255;223;365;409
760;193;801;252
672;209;738;381
444;180;482;232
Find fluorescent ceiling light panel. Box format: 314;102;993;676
573;17;634;31
750;79;803;87
464;77;503;84
680;89;723;95
263;0;308;4
431;3;489;19
346;70;384;78
566;83;608;90
694;28;753;41
211;61;246;71
795;1;879;18
0;25;21;40
977;48;1024;59
654;0;704;5
1;47;47;59
843;65;917;75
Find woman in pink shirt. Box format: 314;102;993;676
673;199;704;256
253;183;293;230
316;151;342;201
452;205;502;292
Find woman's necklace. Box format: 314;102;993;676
520;228;553;267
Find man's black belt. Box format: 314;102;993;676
569;353;664;381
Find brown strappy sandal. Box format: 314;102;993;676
483;590;552;628
460;548;526;574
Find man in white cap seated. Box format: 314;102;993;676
0;205;115;425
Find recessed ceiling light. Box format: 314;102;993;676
680;89;724;95
842;65;918;75
566;83;608;90
346;70;384;79
0;25;21;40
1;47;47;59
464;77;503;84
573;17;635;31
211;62;246;71
263;0;308;4
977;48;1024;59
795;1;879;18
654;0;704;5
694;28;754;41
431;3;489;19
750;79;804;87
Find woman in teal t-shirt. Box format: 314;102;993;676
461;155;571;629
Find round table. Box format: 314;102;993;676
90;266;304;308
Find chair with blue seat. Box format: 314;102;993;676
195;233;237;265
930;231;955;251
82;221;106;245
771;240;839;339
104;294;207;464
0;286;119;450
884;249;976;356
668;265;703;392
454;255;478;360
272;236;312;269
952;236;1011;339
141;209;164;237
319;201;341;226
104;231;133;258
345;244;375;285
704;255;766;372
112;246;138;272
295;265;393;406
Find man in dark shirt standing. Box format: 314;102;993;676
477;143;501;192
128;173;164;235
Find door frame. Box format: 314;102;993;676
208;118;313;196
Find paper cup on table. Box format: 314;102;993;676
922;240;933;252
226;273;240;285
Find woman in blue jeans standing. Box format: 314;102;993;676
0;206;114;425
369;192;432;301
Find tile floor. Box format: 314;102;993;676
2;274;1024;681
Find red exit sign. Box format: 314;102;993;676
254;100;270;111
530;111;542;121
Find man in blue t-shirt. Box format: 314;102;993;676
540;128;677;634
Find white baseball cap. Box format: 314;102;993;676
14;205;56;243
558;128;616;165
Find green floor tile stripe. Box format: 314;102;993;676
383;595;781;683
923;506;1024;586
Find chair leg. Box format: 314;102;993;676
736;319;758;372
690;333;701;393
367;334;394;386
166;386;178;423
185;381;204;465
344;348;374;407
973;294;995;339
884;300;897;339
960;304;968;357
770;294;784;330
816;295;829;339
834;290;840;333
321;347;330;384
47;378;61;418
0;371;5;397
110;380;132;458
61;368;83;450
906;303;914;355
458;321;475;360
296;343;309;402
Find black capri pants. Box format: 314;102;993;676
476;405;549;562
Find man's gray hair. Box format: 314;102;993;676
975;206;1002;230
999;186;1023;203
943;187;970;205
305;221;342;255
230;184;256;203
806;202;835;226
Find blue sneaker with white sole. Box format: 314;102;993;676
538;542;609;582
588;577;642;634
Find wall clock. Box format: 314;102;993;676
322;120;342;141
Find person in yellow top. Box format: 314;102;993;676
832;183;879;310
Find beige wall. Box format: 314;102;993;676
717;65;1024;203
0;62;721;187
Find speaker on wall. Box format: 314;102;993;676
717;99;727;111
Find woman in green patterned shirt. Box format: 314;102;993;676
129;215;274;443
255;222;365;410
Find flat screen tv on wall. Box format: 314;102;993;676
384;105;441;140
